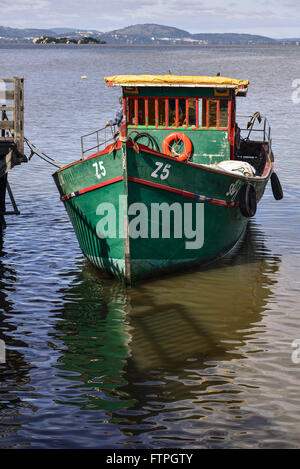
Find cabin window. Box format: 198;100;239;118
158;99;166;126
168;98;176;126
125;96;229;130
202;99;207;127
201;98;229;129
178;99;186;126
147;98;155;126
128;98;135;125
208;100;217;128
187;98;197;126
219;100;229;128
138;98;145;126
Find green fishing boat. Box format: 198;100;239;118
53;74;283;285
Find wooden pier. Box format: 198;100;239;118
0;77;26;220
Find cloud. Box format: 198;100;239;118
1;0;50;14
1;0;300;37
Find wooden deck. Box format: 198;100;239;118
0;77;26;217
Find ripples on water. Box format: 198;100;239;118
0;45;300;448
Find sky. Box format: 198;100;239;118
0;0;299;38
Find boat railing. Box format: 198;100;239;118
80;124;117;159
237;114;272;150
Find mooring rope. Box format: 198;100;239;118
24;137;63;169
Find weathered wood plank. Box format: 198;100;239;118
0;121;14;129
0;90;14;100
0;149;13;177
0;79;14;83
0;106;13;111
13;77;24;154
0;137;14;142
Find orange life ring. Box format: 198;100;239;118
162;132;192;162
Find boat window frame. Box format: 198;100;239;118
125;96;231;131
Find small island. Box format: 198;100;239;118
33;35;106;45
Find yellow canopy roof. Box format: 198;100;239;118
104;74;249;88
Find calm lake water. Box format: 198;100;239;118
0;44;300;449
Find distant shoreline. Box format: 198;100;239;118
1;23;299;47
0;42;299;48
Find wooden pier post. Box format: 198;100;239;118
0;174;7;212
13;77;24;156
0;76;25;216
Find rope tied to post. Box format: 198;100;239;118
24;137;63;169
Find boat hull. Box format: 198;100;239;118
53;141;270;284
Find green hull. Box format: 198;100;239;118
53;142;269;284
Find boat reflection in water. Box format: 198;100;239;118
53;221;281;445
128;224;279;370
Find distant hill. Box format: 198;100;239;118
192;33;276;44
108;24;190;38
280;38;300;43
0;25;57;42
0;23;295;45
100;23;277;45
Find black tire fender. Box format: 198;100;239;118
271;172;283;200
238;183;257;218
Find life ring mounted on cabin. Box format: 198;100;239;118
162;132;192;162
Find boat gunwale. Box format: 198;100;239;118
54;139;273;184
